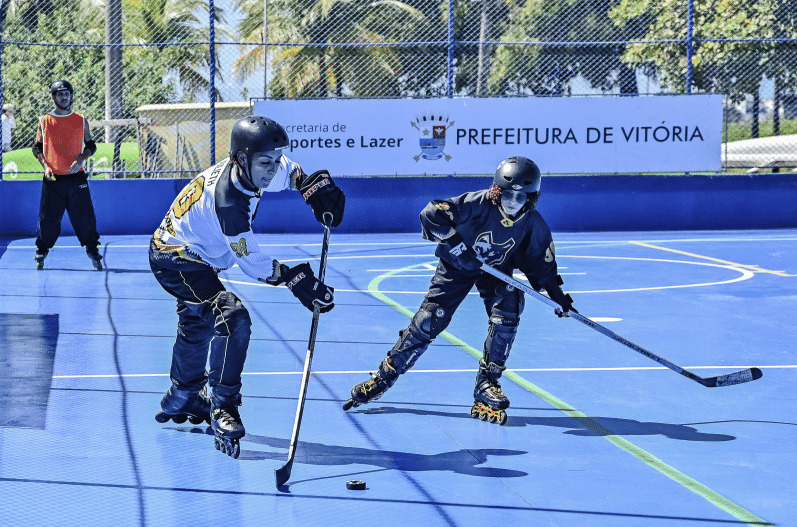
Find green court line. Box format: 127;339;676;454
368;262;771;527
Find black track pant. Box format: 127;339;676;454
149;245;252;397
35;173;100;252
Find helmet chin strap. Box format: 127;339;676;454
233;152;257;191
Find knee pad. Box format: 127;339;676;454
387;328;429;374
410;302;451;340
211;291;252;337
483;322;518;366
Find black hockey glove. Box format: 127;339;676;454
440;232;482;272
281;263;335;313
547;285;577;317
299;170;345;228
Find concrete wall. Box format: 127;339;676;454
2;174;797;237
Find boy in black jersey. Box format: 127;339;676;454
343;156;575;425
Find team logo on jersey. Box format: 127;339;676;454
411;112;454;162
544;241;555;263
473;231;515;266
230;238;249;258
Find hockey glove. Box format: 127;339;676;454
281;263;335;313
300;170;345;227
547;284;577;317
440;232;482;272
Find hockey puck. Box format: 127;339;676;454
346;480;366;490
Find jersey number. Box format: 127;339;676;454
230;238;248;258
173;177;205;219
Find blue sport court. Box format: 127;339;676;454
0;230;794;526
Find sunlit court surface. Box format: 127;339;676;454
0;230;794;527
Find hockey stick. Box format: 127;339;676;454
479;262;762;388
275;212;333;488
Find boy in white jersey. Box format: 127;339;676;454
149;116;345;458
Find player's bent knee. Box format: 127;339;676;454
411;302;451;340
212;292;252;336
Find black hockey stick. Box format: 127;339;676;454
275;212;333;488
479;262;762;388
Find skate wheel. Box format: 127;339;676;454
214;437;221;451
230;440;240;459
342;399;355;411
188;415;205;425
171;415;187;424
487;413;498;424
155;411;169;424
498;411;508;426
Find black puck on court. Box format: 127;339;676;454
346;480;366;490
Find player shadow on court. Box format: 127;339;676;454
349;406;736;442
170;425;529;478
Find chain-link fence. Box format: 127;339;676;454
1;0;795;179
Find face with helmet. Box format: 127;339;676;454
230;116;289;190
490;156;541;218
50;80;74;112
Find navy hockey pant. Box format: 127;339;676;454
149;255;252;397
35;174;100;252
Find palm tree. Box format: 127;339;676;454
123;0;228;100
234;0;429;98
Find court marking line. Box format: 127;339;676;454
50;365;796;380
630;241;796;277
221;254;754;295
367;261;771;527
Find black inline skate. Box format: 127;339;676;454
34;249;48;270
470;360;509;425
86;246;103;271
211;392;245;459
342;357;400;411
155;385;211;425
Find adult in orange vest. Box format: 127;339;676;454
32;80;102;270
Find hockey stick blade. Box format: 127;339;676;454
478;262;763;389
706;367;763;388
275;214;333;488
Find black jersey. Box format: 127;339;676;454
419;189;559;289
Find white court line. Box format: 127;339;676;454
51;364;797;379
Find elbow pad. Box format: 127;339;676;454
32;141;44;157
84;140;97;156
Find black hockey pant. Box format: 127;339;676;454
149;255;252;398
389;258;525;371
35;174;100;252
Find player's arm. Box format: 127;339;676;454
420;196;482;272
294;166;345;227
31;121;55;181
522;239;576;317
70;117;96;174
226;231;334;313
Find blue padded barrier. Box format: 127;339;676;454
1;175;796;236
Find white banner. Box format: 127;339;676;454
253;96;722;175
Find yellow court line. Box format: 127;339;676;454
630;241;796;277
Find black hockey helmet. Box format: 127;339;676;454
490;156;542;210
50;80;74;110
493;156;541;193
50;79;74;96
230;116;289;187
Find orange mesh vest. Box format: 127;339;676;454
41;111;85;175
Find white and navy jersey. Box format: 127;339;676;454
419;189;559;288
152;156;302;282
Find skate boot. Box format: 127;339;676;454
210;392;245;459
86;246;103;271
155;385;211;425
471;360;509;425
343;357;400;411
34;249;48;270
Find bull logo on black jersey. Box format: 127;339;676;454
473;231;515;266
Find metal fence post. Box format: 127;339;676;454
209;0;217;167
686;0;694;94
447;0;455;98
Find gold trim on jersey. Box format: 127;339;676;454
498;206;526;227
